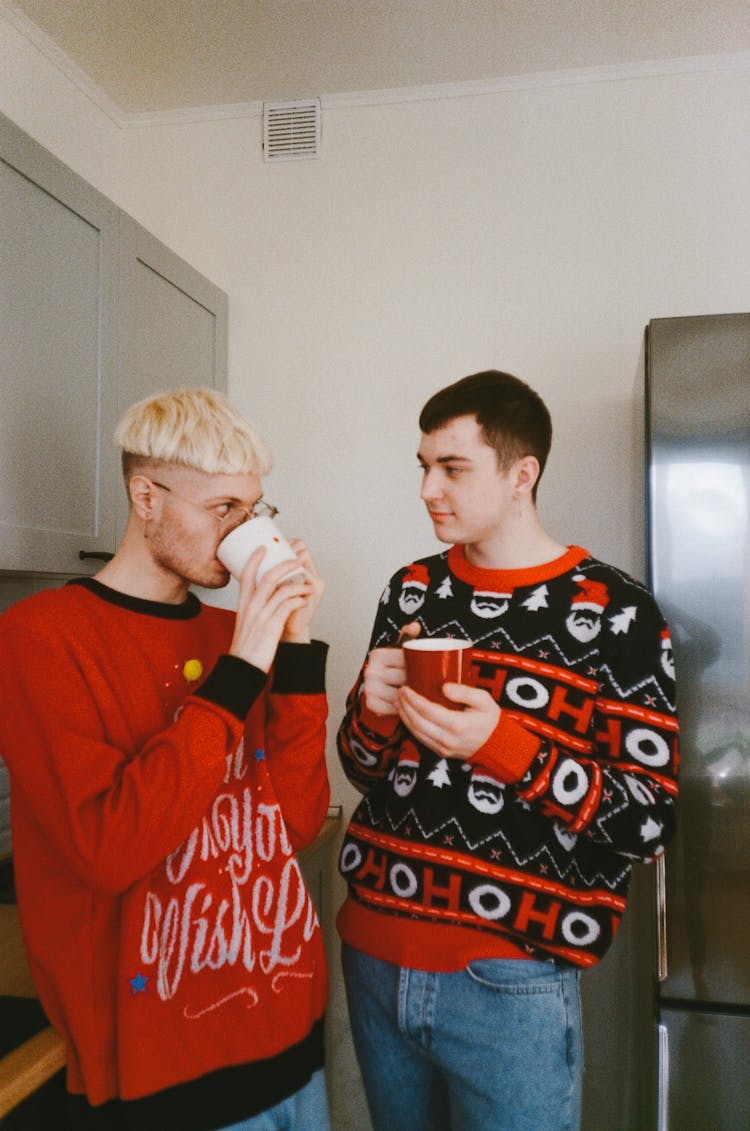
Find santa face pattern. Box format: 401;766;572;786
470;590;512;619
398;564;429;616
467;769;506;814
390;758;419;797
338;544;679;968
565;609;602;642
660;629;675;680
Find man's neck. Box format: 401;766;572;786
94;531;190;606
463;513;567;572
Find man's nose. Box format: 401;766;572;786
420;468;441;501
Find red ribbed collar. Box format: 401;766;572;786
446;543;589;589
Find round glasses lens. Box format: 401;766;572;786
223;507;251;532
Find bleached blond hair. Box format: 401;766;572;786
115;387;273;480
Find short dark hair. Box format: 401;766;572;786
419;370;552;499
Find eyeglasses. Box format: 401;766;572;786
149;479;278;533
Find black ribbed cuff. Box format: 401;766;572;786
194;654;267;721
272;640;329;694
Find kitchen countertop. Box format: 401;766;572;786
0;813;341;1119
0;899;65;1120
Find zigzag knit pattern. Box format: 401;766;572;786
337;544;678;969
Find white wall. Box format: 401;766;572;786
0;10;120;196
2;12;749;1126
3;10;747;809
111;64;750;814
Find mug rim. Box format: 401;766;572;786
218;512;279;549
402;638;471;651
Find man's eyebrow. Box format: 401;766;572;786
205;492;260;505
417;453;473;464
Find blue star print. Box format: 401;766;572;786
129;972;148;995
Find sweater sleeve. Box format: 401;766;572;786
0;624;263;895
337;577;407;793
471;592;679;863
262;640;330;851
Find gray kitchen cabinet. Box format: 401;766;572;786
114;216;228;538
0;113;119;574
0;112;227;576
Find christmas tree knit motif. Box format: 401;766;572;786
337;544;678;969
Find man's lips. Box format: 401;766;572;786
428;510;453;521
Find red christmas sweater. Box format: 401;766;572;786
0;578;329;1129
337;545;679;971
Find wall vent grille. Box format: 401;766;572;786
263;99;321;162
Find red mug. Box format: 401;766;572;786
402;638;473;707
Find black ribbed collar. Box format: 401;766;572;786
67;577;202;620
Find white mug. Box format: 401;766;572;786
217;516;305;583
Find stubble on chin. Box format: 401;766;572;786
150;538;228;593
198;572;231;590
187;558;232;590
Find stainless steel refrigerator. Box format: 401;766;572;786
645;312;750;1130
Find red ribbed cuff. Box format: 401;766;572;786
470;711;542;783
357;701;401;737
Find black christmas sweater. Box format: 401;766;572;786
336;544;679;970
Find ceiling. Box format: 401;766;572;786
8;0;750;114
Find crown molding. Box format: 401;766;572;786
322;50;750;111
3;2;749;131
1;1;125;125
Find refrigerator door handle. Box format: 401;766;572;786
657;1022;669;1131
656;853;668;982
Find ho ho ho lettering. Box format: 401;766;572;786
341;843;601;948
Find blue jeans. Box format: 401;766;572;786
217;1069;330;1131
342;945;582;1131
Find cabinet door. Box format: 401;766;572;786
115;216;228;538
0;114;119;573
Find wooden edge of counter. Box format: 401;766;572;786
0;1025;66;1118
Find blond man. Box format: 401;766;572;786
0;388;331;1130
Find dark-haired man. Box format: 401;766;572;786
337;370;679;1131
